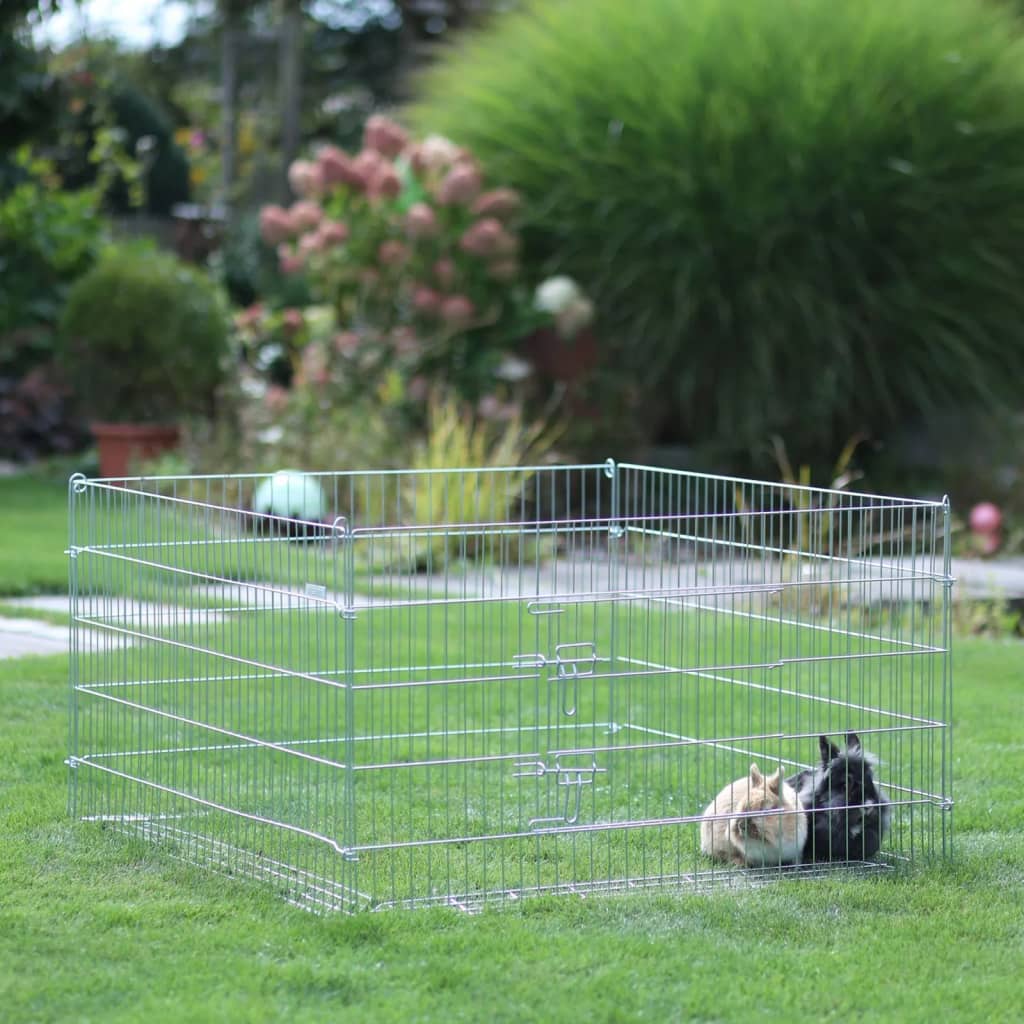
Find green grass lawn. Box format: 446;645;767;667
2;470;1022;1020
1;636;1021;1021
0;473;74;596
67;597;948;912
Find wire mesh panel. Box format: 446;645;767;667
67;461;953;912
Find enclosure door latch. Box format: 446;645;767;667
553;642;598;717
514;756;605;828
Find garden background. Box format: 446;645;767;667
2;0;1023;1019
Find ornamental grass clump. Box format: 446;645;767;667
410;0;1024;461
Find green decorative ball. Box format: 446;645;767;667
252;470;326;523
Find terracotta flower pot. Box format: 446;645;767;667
91;422;181;481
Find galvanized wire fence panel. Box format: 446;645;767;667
67;462;952;912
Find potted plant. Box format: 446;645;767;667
57;241;229;478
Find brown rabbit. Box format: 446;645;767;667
700;762;807;867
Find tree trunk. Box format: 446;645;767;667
220;0;241;220
278;0;302;199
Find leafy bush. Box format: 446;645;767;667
0;34;57;173
57;243;229;423
247;117;592;454
214;209;313;310
411;0;1024;462
52;71;190;217
0;153;107;372
109;83;190;215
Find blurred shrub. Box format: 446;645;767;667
57;242;229;423
213;209;313;310
412;0;1024;463
0;34;58;176
0;151;107;369
0;150;109;460
256;116;591;435
54;71;190;217
0;364;89;462
110;84;190;215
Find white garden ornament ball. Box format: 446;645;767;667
252;470;326;523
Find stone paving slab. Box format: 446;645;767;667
0;616;86;659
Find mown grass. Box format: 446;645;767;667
0;472;435;603
71;597;945;909
2;469;1022;1019
0;474;73;596
2;639;1022;1021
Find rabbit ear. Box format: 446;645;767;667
749;762;763;786
766;767;782;792
819;736;839;763
846;733;862;753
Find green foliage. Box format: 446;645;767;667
214;209;313;309
951;595;1023;637
395;391;562;568
0;35;57;168
0;150;108;375
108;83;191;215
57;243;230;423
412;0;1024;462
50;60;191;217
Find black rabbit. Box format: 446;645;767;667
787;733;891;862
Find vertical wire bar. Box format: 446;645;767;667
68;476;83;818
941;497;953;860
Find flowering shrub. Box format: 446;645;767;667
256;116;592;422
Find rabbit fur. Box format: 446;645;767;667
787;733;891;862
700;762;807;867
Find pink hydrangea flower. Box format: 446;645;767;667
298;231;323;257
287;159;324;199
277;244;304;275
440;294;475;328
289;200;323;231
459;217;511;258
317;220;349;246
470;188;522;219
433;258;457;289
353;149;387;187
318;146;364;190
412;286;442;316
363;114;409;159
405;202;439;239
369;163;402;201
378;240;410;267
259;205;296;245
437;162;483;206
409;134;462;176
